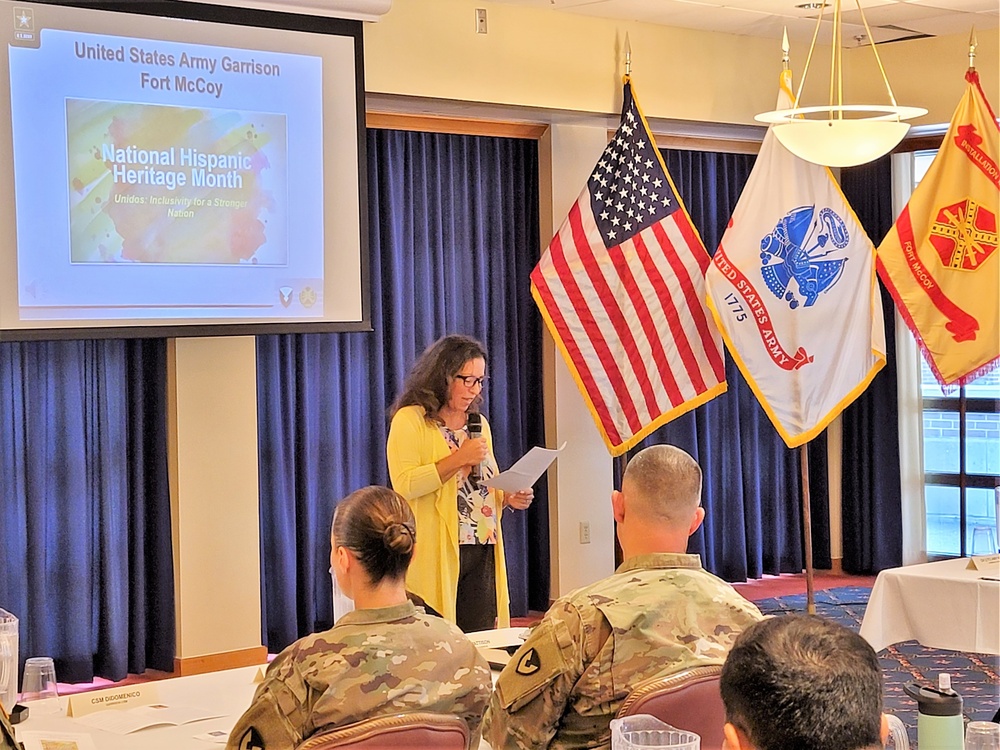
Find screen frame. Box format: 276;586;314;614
1;0;371;341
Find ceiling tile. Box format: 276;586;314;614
906;0;1000;11
903;10;996;34
490;0;1000;40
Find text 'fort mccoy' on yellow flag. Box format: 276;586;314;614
877;69;1000;387
705;69;886;448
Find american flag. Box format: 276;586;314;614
531;80;727;455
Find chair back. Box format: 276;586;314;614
295;712;470;750
616;665;726;750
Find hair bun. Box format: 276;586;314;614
383;522;414;555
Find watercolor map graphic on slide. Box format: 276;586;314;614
67;100;287;265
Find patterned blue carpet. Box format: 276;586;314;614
754;586;1000;733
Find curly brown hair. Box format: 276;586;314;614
391;334;487;421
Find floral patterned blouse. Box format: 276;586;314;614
440;425;498;545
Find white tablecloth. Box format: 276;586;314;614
15;664;262;749
860;557;1000;655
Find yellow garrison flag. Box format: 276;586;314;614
877;70;1000;386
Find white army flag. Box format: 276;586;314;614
704;69;886;447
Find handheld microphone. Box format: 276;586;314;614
466;412;483;486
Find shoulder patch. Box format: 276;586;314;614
237;726;265;750
495;618;573;711
515;647;541;675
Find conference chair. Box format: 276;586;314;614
616;664;726;750
295;712;471;750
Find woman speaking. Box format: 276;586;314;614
387;334;533;632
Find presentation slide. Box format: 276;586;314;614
0;1;365;334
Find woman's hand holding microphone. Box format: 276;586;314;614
456;435;488;468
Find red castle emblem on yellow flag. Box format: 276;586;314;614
929;199;998;271
877;68;1000;386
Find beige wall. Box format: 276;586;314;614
365;0;999;128
168;337;265;671
848;32;999;126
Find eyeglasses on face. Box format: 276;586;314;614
453;374;489;389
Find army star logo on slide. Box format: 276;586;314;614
515;647;541;675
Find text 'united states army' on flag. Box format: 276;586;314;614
704;69;885;449
531;79;726;456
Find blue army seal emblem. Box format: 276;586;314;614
760;205;849;309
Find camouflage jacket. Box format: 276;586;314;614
227;601;492;750
482;553;763;750
0;704;21;750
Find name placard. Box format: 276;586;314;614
67;683;161;718
967;554;1000;571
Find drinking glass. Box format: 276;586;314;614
20;656;60;714
885;713;910;749
610;715;700;750
966;722;1000;750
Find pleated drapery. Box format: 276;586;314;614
839;156;903;574
0;339;174;683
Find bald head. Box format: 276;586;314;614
621;445;702;528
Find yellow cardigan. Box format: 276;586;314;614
386;404;511;628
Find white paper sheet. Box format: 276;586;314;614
466;627;530;649
17;730;98;750
75;704;223;735
482;443;565;493
193;729;232;744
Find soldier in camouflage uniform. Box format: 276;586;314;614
228;486;491;750
482;445;763;750
0;703;22;750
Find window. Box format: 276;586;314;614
912;150;1000;557
921;361;1000;556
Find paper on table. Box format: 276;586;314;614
75;704;223;735
466;627;530;649
483;443;566;494
193;728;233;743
17;730;98;750
479;648;512;669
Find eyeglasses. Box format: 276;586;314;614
454;374;489;389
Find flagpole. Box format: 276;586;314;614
800;445;816;614
782;28;816;615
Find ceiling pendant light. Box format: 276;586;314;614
755;0;927;168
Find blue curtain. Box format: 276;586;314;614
839;156;902;573
620;148;831;582
256;128;545;651
0;339;174;683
